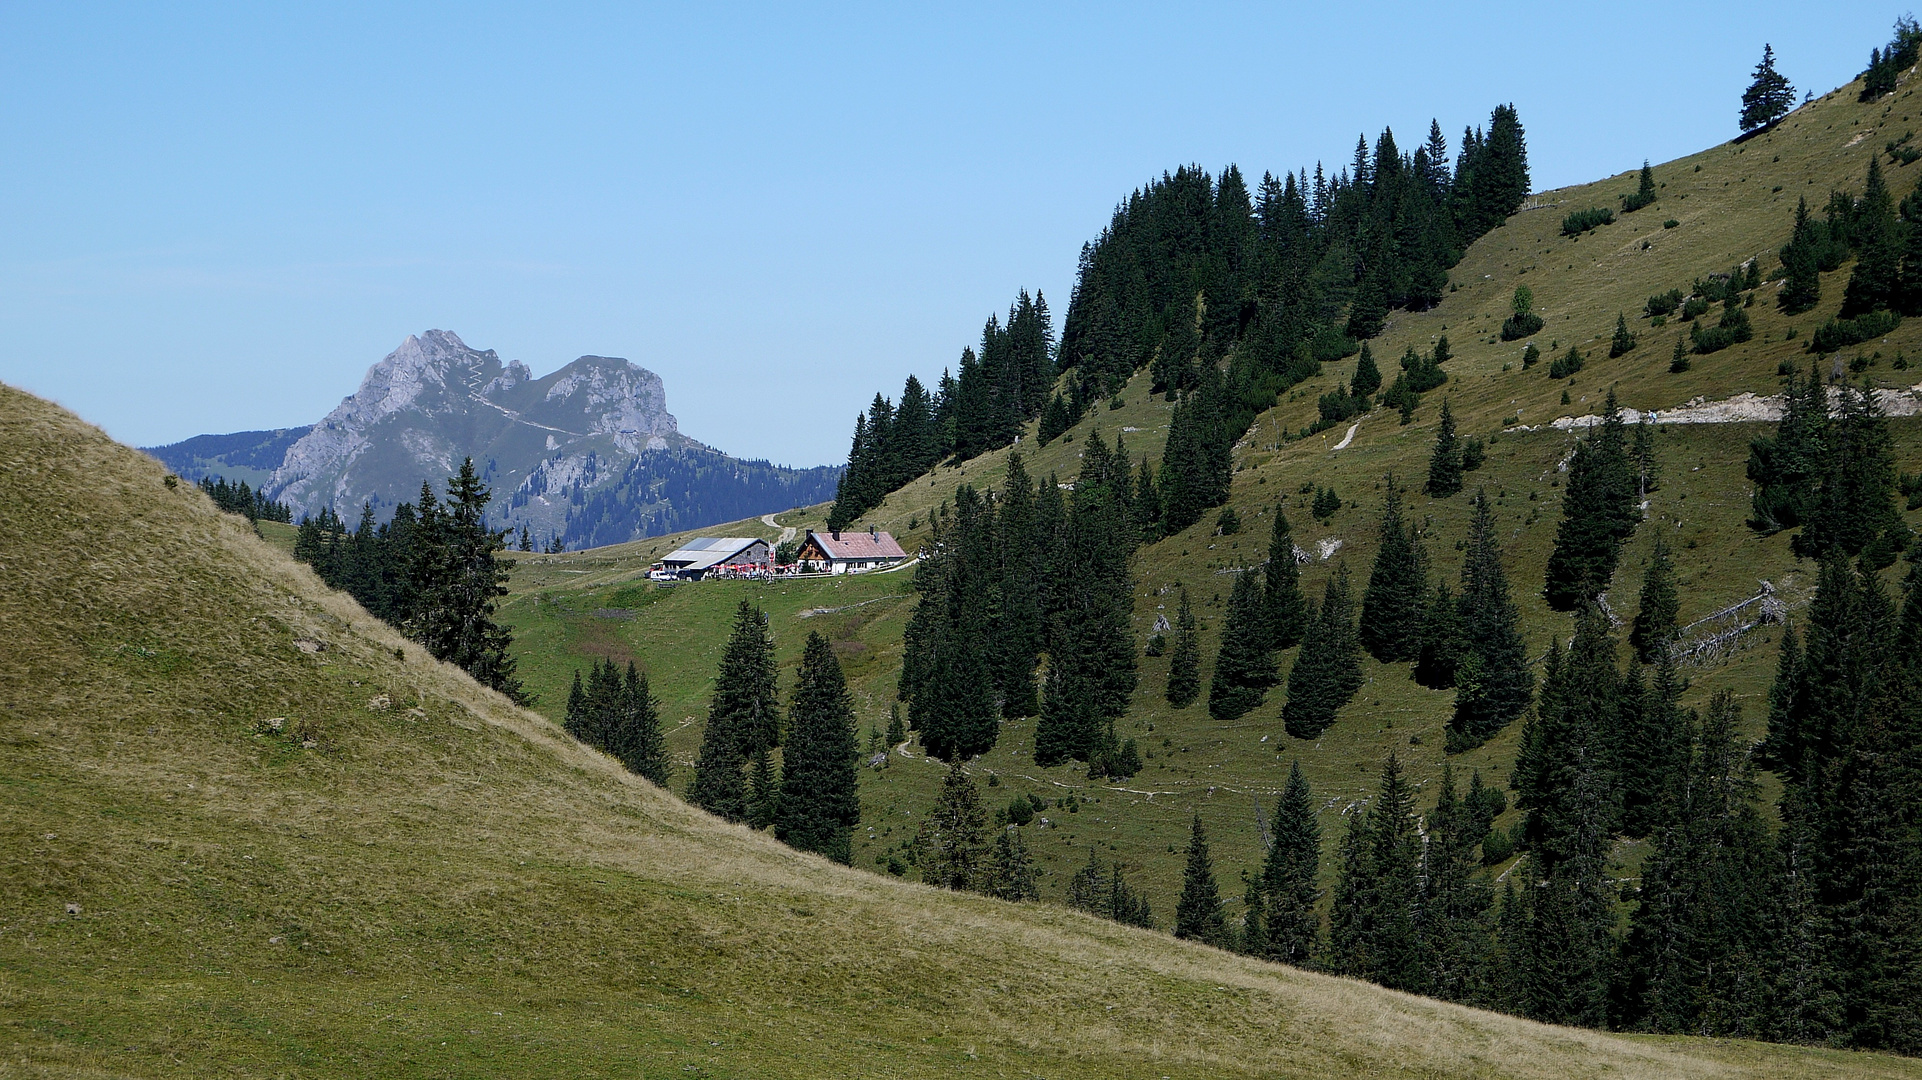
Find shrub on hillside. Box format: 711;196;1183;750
1680;296;1711;321
1561;207;1614;236
1500;286;1545;341
1690;304;1754;354
1548;346;1585;379
1810;309;1903;353
1644;289;1685;318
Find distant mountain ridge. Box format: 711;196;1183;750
144;330;838;547
141;426;313;488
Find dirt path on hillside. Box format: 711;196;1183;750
762;513;796;543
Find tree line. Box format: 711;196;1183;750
197;475;293;522
291;459;525;703
829;106;1532;537
827;291;1055;529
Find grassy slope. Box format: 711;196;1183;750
13;392;1915;1078
495;70;1922;920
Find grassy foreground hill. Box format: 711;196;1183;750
492;62;1922;926
7;389;1921;1074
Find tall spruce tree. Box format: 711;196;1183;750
1747;363;1830;535
900;484;1003;761
610;662;669;785
1164;587;1201;707
1544;389;1639;610
1209;569;1277;721
775;632;862;863
986;828;1041;901
916;761;991;892
1360;753;1426;992
1262;761;1323;966
1841;155;1900;318
1282;564;1364;740
1617;648;1689;840
1422;763;1495;1003
1264;506;1308;650
1793;380;1906;564
1327;805;1374;976
1449;491;1534;751
1628;537;1680;664
1352;342;1383;396
689;601;782;822
1174;814;1229;947
1425;399;1464;497
405;459;525;702
1779;196;1823;314
1502;608;1623;1028
1619;691;1779;1036
1359;479;1428;662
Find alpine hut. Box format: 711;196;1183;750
796;527;906;574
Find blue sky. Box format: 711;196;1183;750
0;2;1896;466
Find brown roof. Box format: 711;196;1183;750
808;529;906;560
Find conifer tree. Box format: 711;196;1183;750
1360;479;1427;662
1619;691;1779;1035
1108;863;1156;928
1617;649;1687;839
986;829;1041;901
916;762;990;891
690;601;782;822
1264;506;1308;650
1422;763;1494;1002
1262;761;1322;966
900;483;1002;761
1424;399;1463;497
1747;363;1829;535
1632;417;1660;496
1174;814;1229;947
1628;537;1680;664
1327;807;1373;976
610;661;669;785
1623;161;1658;212
1609;312;1637;358
405;459;525;702
1164;588;1201;707
1544;389;1639;610
1793;380;1905;563
1740;44;1795;132
1209;570;1276;721
775;632;862;863
1668;333;1690;373
1779;196;1823;314
1351;342;1383;396
884;702;906;748
1283;564;1364;740
563;669;589;744
1841;155;1900;318
1065;848;1109;914
1360;754;1426;992
1449;491;1534;751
